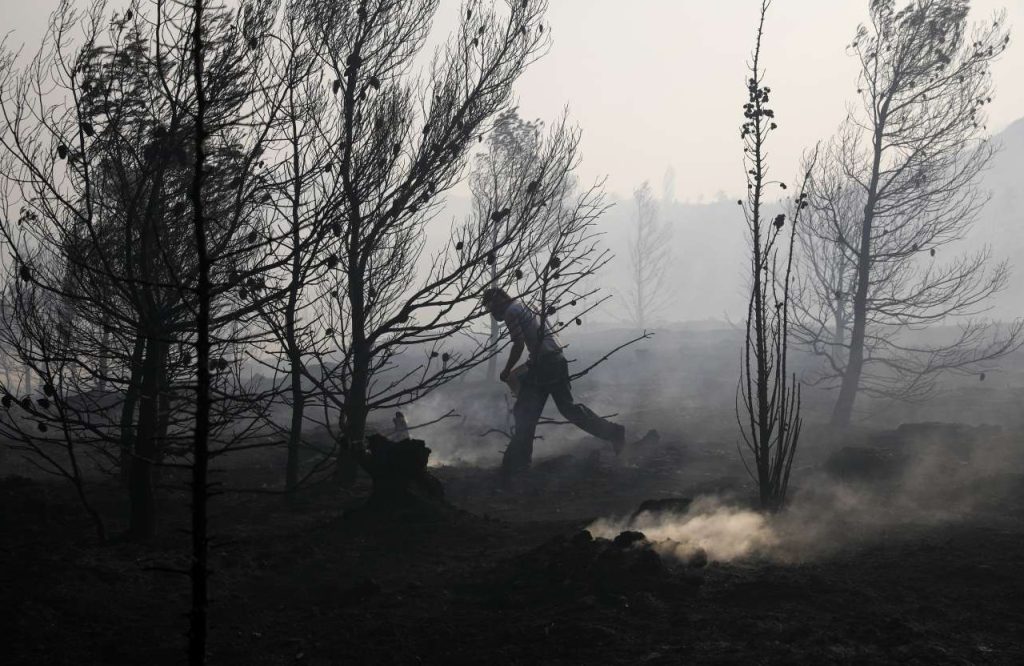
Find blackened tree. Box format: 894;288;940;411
792;0;1021;425
290;0;555;482
737;0;811;511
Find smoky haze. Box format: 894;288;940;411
3;1;1024;664
4;0;1024;198
3;0;1022;323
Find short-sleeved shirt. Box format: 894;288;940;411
502;299;562;358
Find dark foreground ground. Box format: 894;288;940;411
3;422;1024;665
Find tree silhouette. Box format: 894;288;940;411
239;1;340;499
791;0;1022;426
0;0;283;538
736;0;811;512
284;0;555;483
622;181;672;331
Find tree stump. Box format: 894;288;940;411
361;434;444;508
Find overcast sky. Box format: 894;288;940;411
3;0;1022;199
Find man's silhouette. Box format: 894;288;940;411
482;288;656;473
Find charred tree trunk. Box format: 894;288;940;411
833;286;847;350
284;93;305;499
286;350;304;496
97;324;110;392
750;123;771;509
152;355;172;485
831;216;872;427
831;108;886;428
338;340;369;486
486;223;499;381
119;334;146;485
334;43;370;487
127;333;164;540
188;1;211;661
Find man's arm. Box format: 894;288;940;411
500;340;525;382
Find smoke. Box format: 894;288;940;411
587;433;1024;566
585;487;892;565
389;383;510;467
589;496;779;562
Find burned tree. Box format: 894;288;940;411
241;2;340;498
792;0;1022;426
736;0;810;512
0;0;296;661
792;155;862;368
0;280;110;541
289;0;556;484
622;181;672;331
0;0;284;538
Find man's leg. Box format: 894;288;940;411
502;373;549;473
547;357;624;444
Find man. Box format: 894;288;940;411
482;287;656;473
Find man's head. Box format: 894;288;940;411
481;287;512;319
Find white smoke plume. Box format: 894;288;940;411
585;454;1018;566
588;496;779;563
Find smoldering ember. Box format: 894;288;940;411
1;0;1024;663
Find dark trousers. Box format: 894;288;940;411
502;353;622;471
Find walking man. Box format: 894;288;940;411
482;288;656;473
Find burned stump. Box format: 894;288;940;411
361;434;444;509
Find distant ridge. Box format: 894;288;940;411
988;115;1024;188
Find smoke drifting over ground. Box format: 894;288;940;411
586;418;1024;566
589;497;779;563
586;484;917;565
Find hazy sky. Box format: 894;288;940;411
3;0;1023;199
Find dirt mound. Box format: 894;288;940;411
480;528;699;609
824;422;1005;482
891;422;1001;462
631;496;694;520
824;446;907;481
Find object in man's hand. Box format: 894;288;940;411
393;411;410;441
503;365;529;397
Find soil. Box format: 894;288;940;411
2;424;1024;665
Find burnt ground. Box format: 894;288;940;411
2;424;1024;665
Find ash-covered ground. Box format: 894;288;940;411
3;326;1024;664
